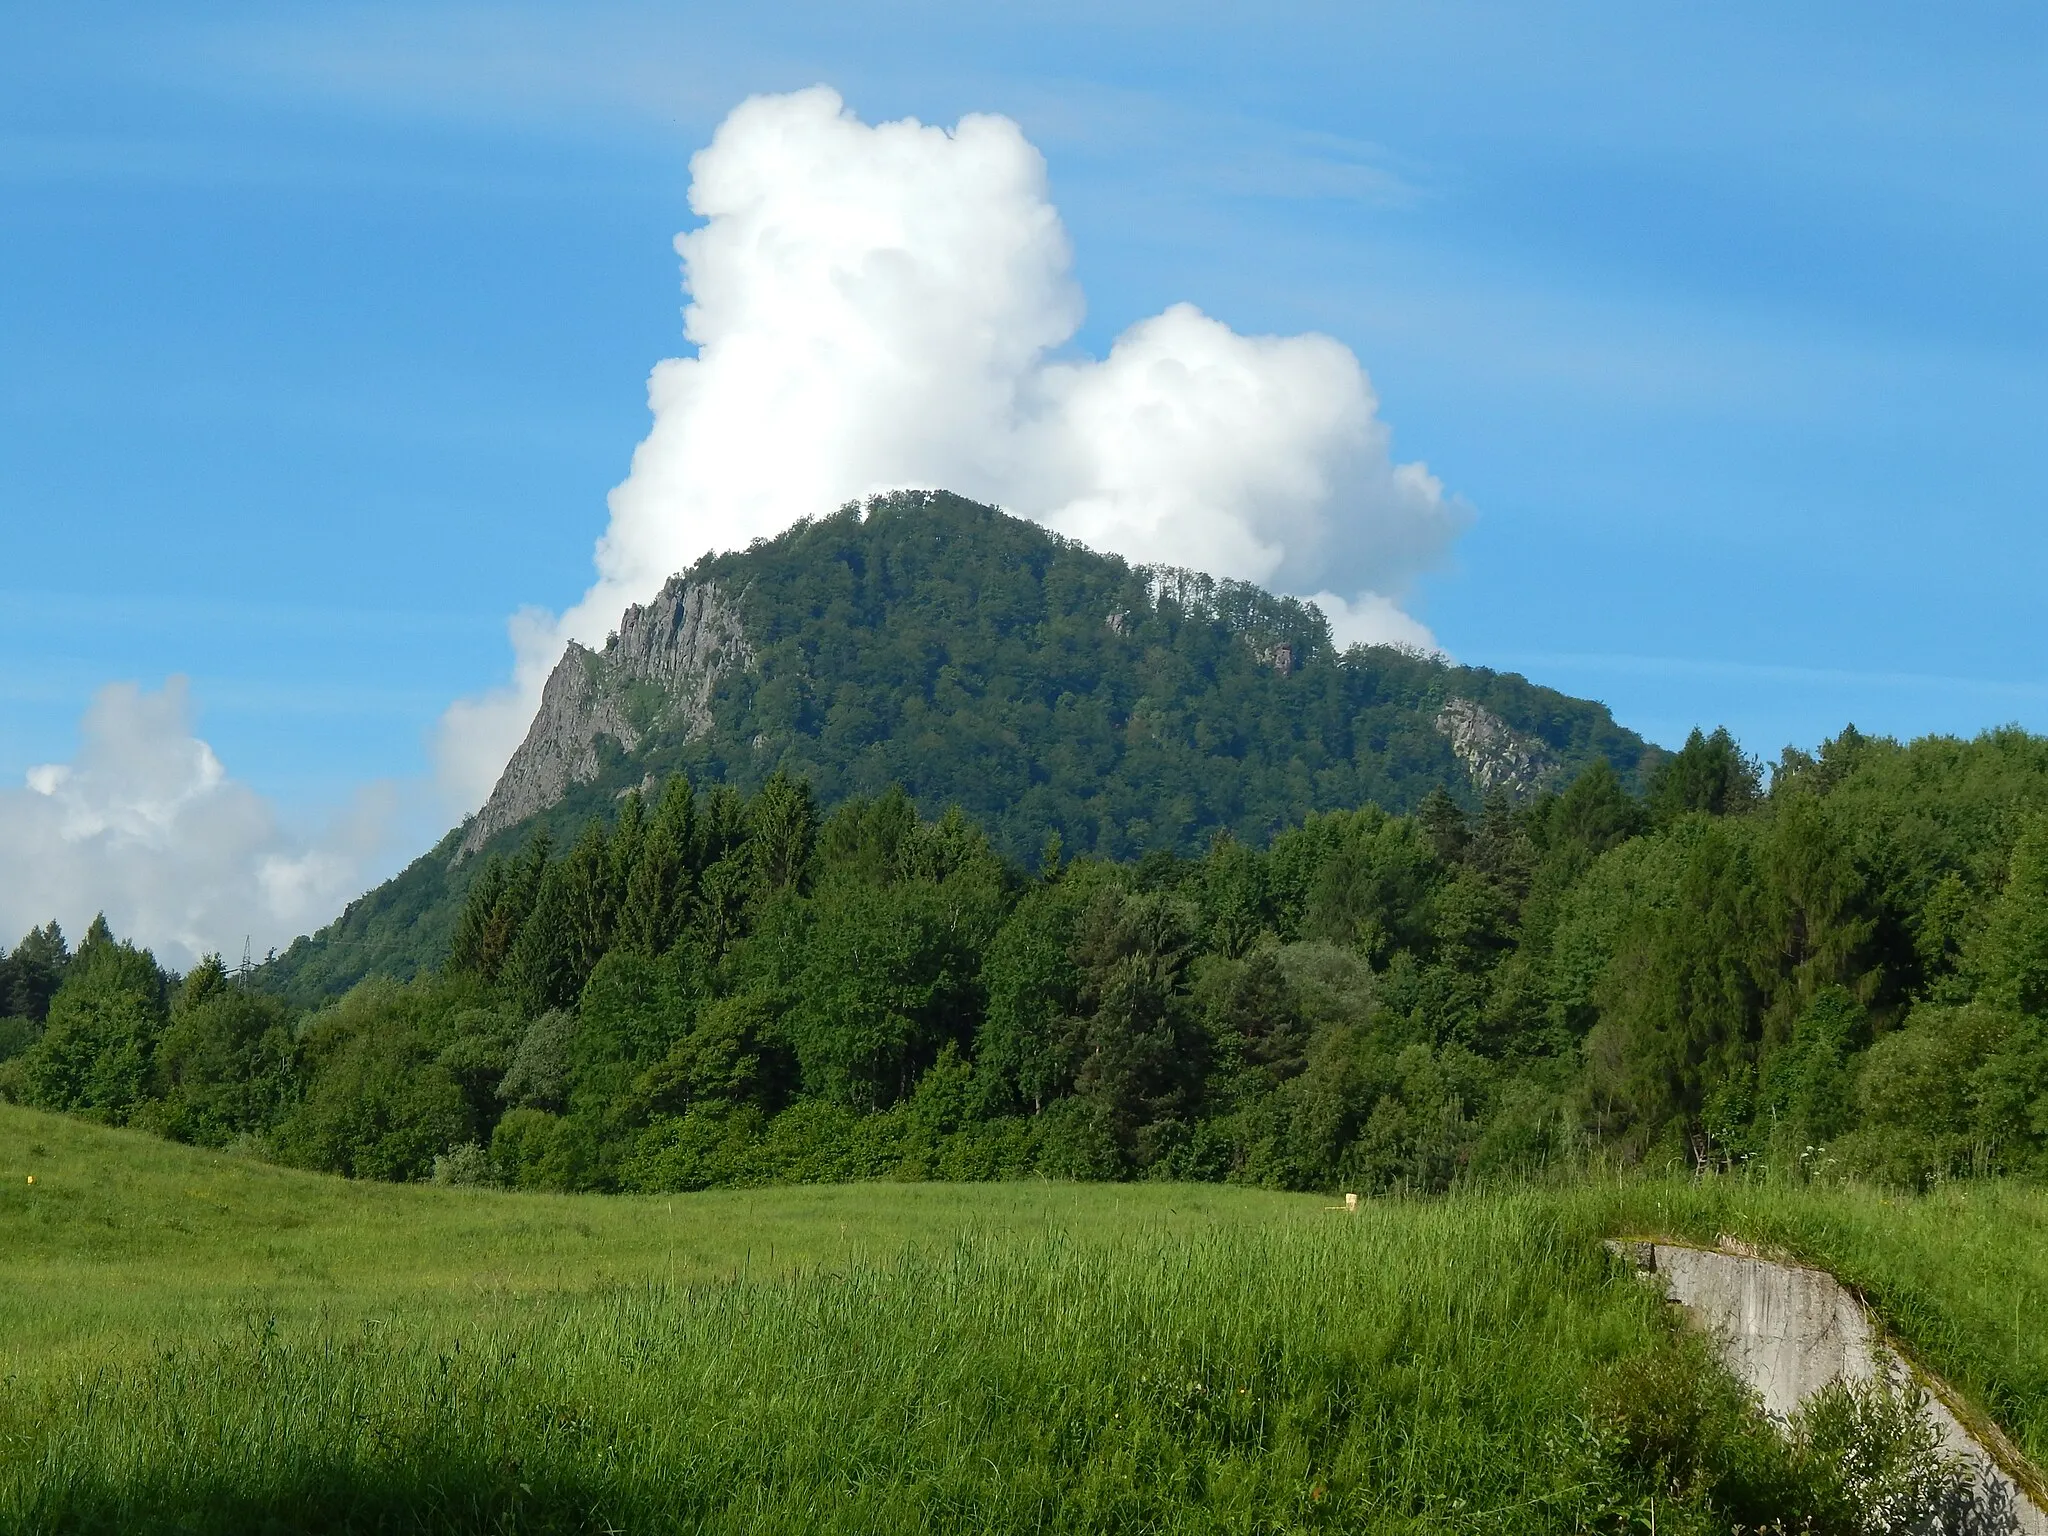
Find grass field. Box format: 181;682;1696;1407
3;1105;2044;1533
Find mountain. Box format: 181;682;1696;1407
260;489;1659;1005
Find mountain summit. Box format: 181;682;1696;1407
265;490;1656;1002
465;490;1652;862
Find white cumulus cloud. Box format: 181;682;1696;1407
438;85;1468;809
0;679;393;970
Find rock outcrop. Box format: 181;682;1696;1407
1434;696;1560;798
457;578;750;857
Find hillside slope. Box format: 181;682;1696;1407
263;491;1656;1004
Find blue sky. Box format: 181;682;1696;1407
4;3;2045;880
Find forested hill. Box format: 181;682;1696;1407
15;724;2048;1196
261;490;1657;1005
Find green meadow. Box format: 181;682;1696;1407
4;1103;2045;1534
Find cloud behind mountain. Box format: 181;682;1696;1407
438;86;1467;810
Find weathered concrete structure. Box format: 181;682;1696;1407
1610;1239;2047;1535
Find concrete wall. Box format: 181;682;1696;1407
1609;1240;2047;1536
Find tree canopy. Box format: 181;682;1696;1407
10;722;2048;1194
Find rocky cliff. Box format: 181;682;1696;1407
458;578;751;857
1433;696;1563;799
445;491;1652;865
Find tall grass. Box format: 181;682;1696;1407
4;1106;2043;1532
5;1204;1783;1533
1589;1178;2048;1469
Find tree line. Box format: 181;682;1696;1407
5;722;2047;1193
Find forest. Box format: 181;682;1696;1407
256;491;1658;1007
4;721;2047;1195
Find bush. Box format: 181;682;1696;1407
431;1141;499;1187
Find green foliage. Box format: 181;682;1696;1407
571;946;703;1116
497;1008;575;1112
615;779;693;957
17;916;167;1122
1971;811;2048;1014
1276;805;1434;960
500;822;613;1016
9;1111;2041;1535
1588;818;1766;1149
145;956;299;1147
1066;886;1207;1170
788;881;981;1110
1841;1000;2048;1183
746;769;817;896
257;492;1660;1005
0;1015;35;1069
0;920;69;1022
271;976;505;1182
22;717;2048;1198
976;877;1094;1113
1756;986;1867;1160
1648;726;1763;824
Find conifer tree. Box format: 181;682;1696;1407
1973;813;2048;1015
749;771;817;896
502;868;579;1019
1647;726;1762;824
651;773;695;856
446;857;509;977
2;921;69;1022
1542;760;1646;874
609;791;646;902
564;820;619;989
978;882;1087;1112
692;783;748;874
617;823;687;957
467;830;552;985
1417;787;1470;865
501;825;613;1017
1068;888;1205;1166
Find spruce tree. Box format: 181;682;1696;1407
617;823;686;957
3;922;69;1022
500;825;613;1018
563;820;618;990
1647;726;1762;824
651;773;695;856
749;771;817;896
446;857;509;977
474;830;552;985
1417;787;1470;865
609;791;646;903
1973;813;2048;1015
502;865;581;1018
692;783;748;874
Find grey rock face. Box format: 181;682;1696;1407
1434;696;1560;798
457;577;750;857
